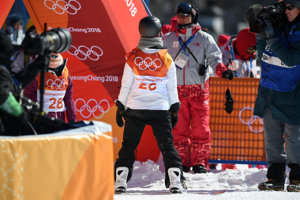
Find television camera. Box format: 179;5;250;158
245;1;287;33
21;27;72;56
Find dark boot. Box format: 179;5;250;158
287;180;300;192
287;164;300;192
209;163;217;170
192;164;207;173
182;165;190;172
258;179;285;191
258;163;286;191
191;140;210;168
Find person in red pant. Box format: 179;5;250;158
163;2;233;173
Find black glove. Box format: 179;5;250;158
262;19;278;47
115;100;125;127
222;69;234;80
169;102;180;128
225;88;234;114
262;19;274;39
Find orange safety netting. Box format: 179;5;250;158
209;77;266;163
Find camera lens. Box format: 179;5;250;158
40;28;72;54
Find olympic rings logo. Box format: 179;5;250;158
134;57;162;71
239;107;264;133
46;78;67;90
44;0;81;15
68;45;103;61
75;98;110;119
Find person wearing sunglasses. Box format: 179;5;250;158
252;0;300;192
163;2;234;174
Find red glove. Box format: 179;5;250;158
215;63;228;77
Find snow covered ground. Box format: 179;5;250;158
114;159;300;200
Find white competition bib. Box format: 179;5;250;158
37;90;66;112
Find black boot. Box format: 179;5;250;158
258;163;286;191
287;164;300;192
258;179;285;191
287;180;300;192
209;163;217;170
192;164;207;173
182;165;190;172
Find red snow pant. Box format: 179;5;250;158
173;84;211;168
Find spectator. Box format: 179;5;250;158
210;27;260;171
161;16;178;35
6;15;25;45
163;2;233;173
162;24;172;35
10;25;37;78
218;27;260;78
114;16;187;194
24;53;76;122
247;0;300;192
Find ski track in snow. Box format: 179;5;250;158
114;160;300;200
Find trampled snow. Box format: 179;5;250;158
114;159;300;200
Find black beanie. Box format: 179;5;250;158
0;32;14;66
9;15;24;26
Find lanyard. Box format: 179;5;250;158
177;35;208;75
245;58;253;74
178;34;195;51
229;42;235;60
174;33;196;61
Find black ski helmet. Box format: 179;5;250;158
175;2;198;24
139;16;162;38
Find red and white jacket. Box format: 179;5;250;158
162;25;227;88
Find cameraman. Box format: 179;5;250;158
247;1;300;192
0;32;47;135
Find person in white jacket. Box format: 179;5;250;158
114;16;187;194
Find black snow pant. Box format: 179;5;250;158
114;108;184;186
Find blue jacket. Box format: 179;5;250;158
254;18;300;124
